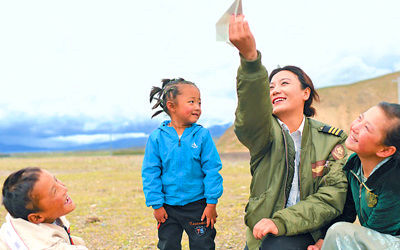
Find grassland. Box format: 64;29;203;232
0;153;251;249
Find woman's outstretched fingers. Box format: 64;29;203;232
229;14;257;60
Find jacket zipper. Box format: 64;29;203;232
282;129;289;208
358;183;366;224
178;136;182;203
350;170;367;225
298;154;302;201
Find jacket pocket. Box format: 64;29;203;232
244;190;273;229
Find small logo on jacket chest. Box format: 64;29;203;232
365;190;378;207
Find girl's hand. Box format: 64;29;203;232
201;204;217;229
154;207;168;223
229;14;257;61
253;218;278;239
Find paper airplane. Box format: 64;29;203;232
216;0;243;43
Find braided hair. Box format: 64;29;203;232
149;78;198;118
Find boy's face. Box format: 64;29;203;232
30;169;75;224
346;106;393;158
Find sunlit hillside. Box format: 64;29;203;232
217;71;400;152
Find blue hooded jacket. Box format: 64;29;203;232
142;121;223;209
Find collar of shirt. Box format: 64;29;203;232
277;116;306;136
358;156;392;182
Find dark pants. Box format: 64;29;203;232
244;233;315;250
158;199;216;250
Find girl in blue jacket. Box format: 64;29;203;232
142;78;223;250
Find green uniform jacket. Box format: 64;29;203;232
337;153;400;235
235;52;348;248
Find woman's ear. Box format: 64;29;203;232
27;213;45;224
376;145;396;158
302;87;311;101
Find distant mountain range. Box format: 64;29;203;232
5;70;398;155
0;122;231;154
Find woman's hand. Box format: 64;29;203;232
229;14;257;61
253;218;279;239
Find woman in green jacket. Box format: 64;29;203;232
229;15;349;250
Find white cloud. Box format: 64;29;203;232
313;55;392;86
52;132;147;145
0;0;400;136
395;62;400;72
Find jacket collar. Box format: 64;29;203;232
346;154;399;189
158;120;201;137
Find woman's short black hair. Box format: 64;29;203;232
269;65;320;117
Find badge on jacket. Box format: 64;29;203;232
311;160;327;178
366;190;378;207
331;144;345;160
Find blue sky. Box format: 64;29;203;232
0;0;400;149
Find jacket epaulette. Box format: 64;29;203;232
320;125;344;137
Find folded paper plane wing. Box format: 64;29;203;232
216;0;243;43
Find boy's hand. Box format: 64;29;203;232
201;204;218;229
307;239;324;250
154;207;168;223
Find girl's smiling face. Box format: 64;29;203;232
29;169;75;224
169;84;201;127
346;106;394;158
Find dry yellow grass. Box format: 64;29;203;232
0;153;251;249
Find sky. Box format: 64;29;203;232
0;0;400;149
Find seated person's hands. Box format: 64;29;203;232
307;239;324;250
253;218;278;240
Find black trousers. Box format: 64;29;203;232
244;233;315;250
158;199;216;250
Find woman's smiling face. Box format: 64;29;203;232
269;70;310;118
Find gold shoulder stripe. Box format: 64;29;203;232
321;125;344;137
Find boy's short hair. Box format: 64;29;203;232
2;167;42;220
379;102;400;158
